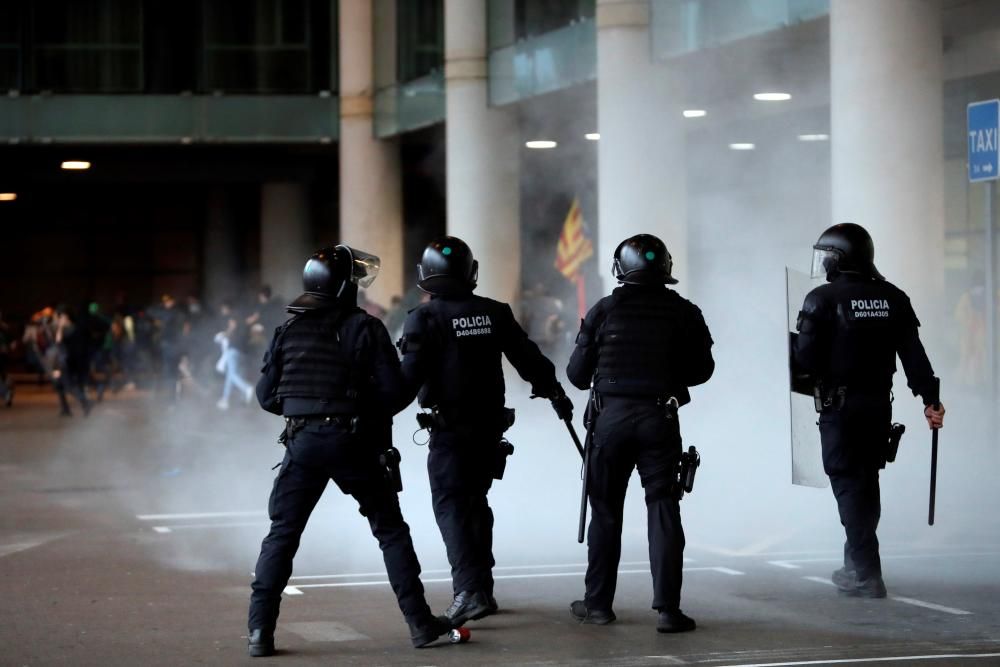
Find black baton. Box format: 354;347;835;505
564;419;585;459
578;439;590;544
928;409;940;526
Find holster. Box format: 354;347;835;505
379;447;403;493
492;438;515;480
881;422;906;468
672;446;701;500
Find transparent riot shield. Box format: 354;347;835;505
786;267;828;488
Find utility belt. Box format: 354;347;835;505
277;414;359;447
812;383;889;413
588;391;679;422
416;406;516;435
416;407;516;480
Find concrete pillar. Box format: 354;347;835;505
260;182;311;303
831;0;944;312
203;188;240;304
445;0;521;305
339;0;404;309
596;0;687;292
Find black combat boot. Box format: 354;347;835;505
569;600;616;625
657;608;696;633
847;574;887;599
832;567;856;592
409;614;453;648
471;594;498;621
247;629;275;657
444;591;490;626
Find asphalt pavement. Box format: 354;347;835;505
0;385;997;666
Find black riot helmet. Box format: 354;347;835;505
612;234;678;285
417;236;478;295
811;223;884;281
287;245;381;313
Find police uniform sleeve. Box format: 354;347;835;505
396;308;434;407
792;289;832;375
894;295;940;405
678;303;715;387
498;303;560;397
566;301;604;390
255;323;285;415
361;318;413;416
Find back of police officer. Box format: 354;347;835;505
793;223;945;598
566;234;714;633
397;236;571;626
246;245;452;656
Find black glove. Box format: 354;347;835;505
550;385;573;422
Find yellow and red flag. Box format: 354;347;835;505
554;198;593;279
554;198;594;319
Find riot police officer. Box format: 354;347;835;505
397;236;572;626
247;246;453;656
566;234;714;633
793;223;945;598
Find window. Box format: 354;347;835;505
31;0;144;92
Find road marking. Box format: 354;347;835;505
803;576;836;586
891;596;973;616
283;587;303;595
769;560;803;569
285;566;742;592
770;552;1000;567
150;521;263;533
801;576;973;615
711;653;1000;666
287;559;695;582
136;511;264;521
0;531;74;558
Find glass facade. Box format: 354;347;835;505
373;0;445;138
487;0;596;106
0;0;336;94
651;0;828;59
31;0;145;92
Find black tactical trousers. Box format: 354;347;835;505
427;429;497;596
828;472;882;579
584;397;684;612
249;421;432;632
819;397;889;581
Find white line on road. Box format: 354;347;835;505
769;560;803;569
803;576;836;586
287;559;695;582
711;652;1000;666
151;521;263;532
136;511;264;521
770;552;1000;567
283;587;303;596
891;596;973;616
801;576;973;615
285;566;742;592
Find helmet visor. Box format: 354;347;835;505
342;246;381;288
811;248;840;279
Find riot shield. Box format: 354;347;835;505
786;267;828;488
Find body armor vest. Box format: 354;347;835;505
596;290;677;397
276;308;361;411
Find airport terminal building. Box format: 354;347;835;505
1;0;997;389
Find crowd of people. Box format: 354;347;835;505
0;280;573;418
2;287;302;415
